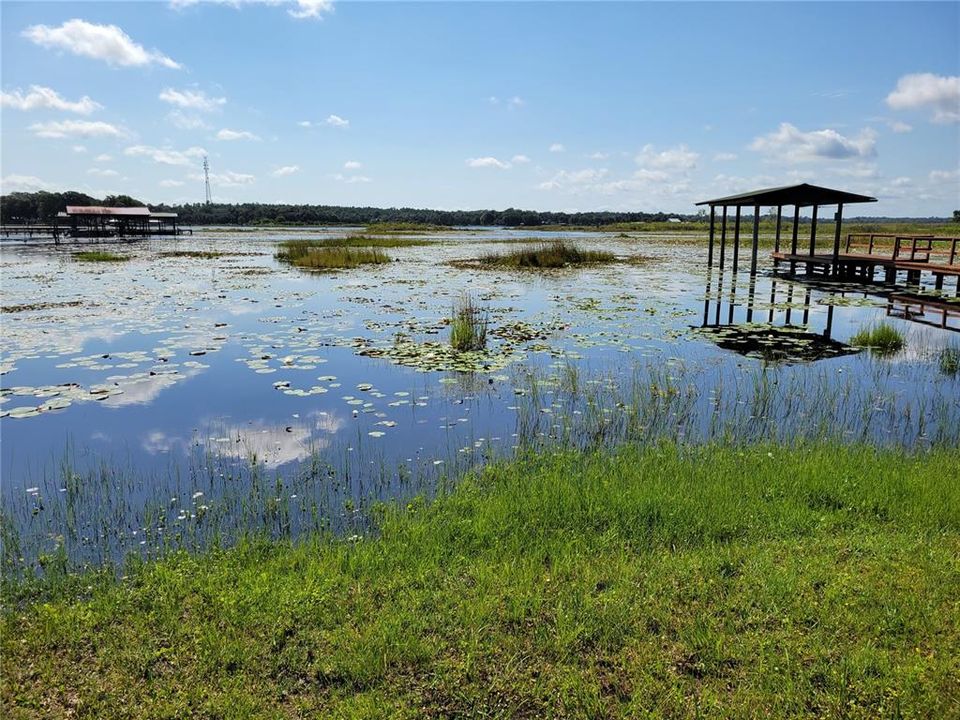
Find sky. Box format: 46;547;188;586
1;1;958;216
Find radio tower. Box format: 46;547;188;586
203;155;212;205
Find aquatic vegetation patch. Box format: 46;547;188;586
73;251;130;263
939;346;960;376
364;221;450;234
456;240;645;269
851;322;906;355
157;250;226;259
356;338;519;373
693;323;859;363
1;300;83;314
449;294;489;352
275;241;390;270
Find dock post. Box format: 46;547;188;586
749;204;760;276
732;206;741;273
773;205;782;272
718;206;728;270
707;206;716;268
807;205;819;275
831;203;844;276
790;205;800;275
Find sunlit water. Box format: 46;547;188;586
2;228;958;571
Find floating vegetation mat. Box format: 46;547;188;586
355;339;521;373
693;323;860;363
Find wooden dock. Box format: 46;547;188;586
773;234;960;293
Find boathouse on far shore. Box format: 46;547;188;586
54;206;179;239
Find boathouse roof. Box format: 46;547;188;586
65;206;153;217
696;183;877;208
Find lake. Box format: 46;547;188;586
2;228;958;571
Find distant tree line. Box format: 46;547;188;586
2;191;953;227
1;190;691;227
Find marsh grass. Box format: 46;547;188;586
449;293;488;351
364;221;449;234
72;251;130;263
467;240;623;269
2;443;958;717
939;345;960;375
275;240;390;269
851;322;906;355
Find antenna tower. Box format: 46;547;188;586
203;155;212;205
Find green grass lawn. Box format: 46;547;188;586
3;443;958;718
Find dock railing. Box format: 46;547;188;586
844;233;960;268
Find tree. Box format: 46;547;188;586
953;210;960;223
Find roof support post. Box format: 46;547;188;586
831;203;844;276
732;206;742;273
809;205;819;258
790;204;800;275
707;205;716;268
750;204;761;275
774;205;782;253
718;206;728;270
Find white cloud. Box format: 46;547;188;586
125;144;206;166
749;123;877;161
297;120;313;127
170;0;334;21
23;19;180;69
466;156;510;169
159;88;225;112
272;165;300;176
890;177;912;188
929;169;959;183
510;154;531;164
1;85;102;114
888;120;913;134
587;152;609;160
88;167;120;177
549;143;565;153
188;169;255;186
886;73;960;124
159;179;185;187
332;173;371;183
1;174;52;193
713;152;737;162
94;153;112;162
325;114;349;127
636;144;699;170
72;145;87;153
216;128;260;141
167;110;211;130
343;160;362;170
30;119;126;139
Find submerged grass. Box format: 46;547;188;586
851;322;906;355
467;240;623;269
72;251;130;263
2;443;958;718
275;239;390;270
157;250;225;259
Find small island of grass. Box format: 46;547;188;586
275;239;390;270
72;251;130;263
851;322;906;355
455;240;641;269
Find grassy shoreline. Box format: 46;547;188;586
3;442;958;718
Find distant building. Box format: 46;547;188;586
55;206;179;238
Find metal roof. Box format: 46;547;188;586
65;206;152;217
696;183;877;208
149;212;178;218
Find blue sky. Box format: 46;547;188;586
2;1;958;215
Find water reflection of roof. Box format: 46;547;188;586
696;323;859;364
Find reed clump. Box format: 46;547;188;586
275;240;390;269
449;293;489;351
475;240;618;269
851;322;906;355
